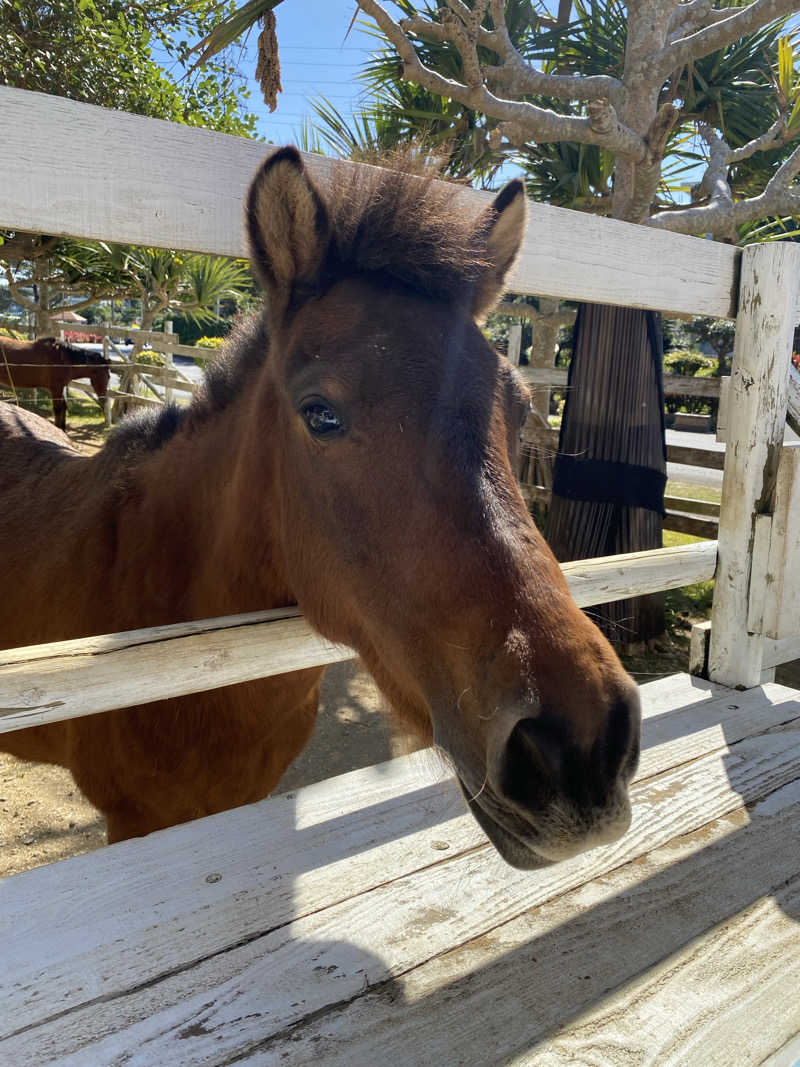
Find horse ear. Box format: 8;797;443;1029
246;147;331;314
471;179;527;322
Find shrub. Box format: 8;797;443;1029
663;348;716;377
663;348;717;416
136;349;166;367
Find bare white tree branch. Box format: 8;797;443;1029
657;0;800;79
358;0;633;145
667;0;737;42
648;136;800;234
728;118;788;162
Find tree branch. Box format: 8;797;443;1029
657;0;800;78
667;0;735;42
360;0;626;118
648;137;800;235
727;117;788;162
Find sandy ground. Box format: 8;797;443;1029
0;661;419;881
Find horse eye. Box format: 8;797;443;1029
300;399;344;438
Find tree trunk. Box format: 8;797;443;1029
528;297;561;422
35;280;56;337
546;304;666;646
112;304;157;420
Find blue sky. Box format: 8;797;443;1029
221;1;380;145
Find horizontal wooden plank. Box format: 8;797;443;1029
0;87;738;318
521;366;722;398
663;509;719;539
106;388;162;408
61;325;170;345
663;495;720;517
763;634;800;669
5;681;798;1062
262;774;800;1067
0;611;353;734
559;540;717;606
0;544;717;734
666;443;726;470
1;672;762;1038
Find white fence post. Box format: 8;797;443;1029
708;242;800;688
164;320;174;404
102;335;112;425
507;323;522;366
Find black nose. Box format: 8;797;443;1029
497;688;641;818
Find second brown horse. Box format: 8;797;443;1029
0;334;110;429
0;150;640;867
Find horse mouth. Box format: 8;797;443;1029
458;778;555;870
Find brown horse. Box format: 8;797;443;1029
0;149;640;868
0;334;110;430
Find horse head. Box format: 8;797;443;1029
245;149;640;869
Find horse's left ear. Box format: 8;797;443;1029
246;146;331;318
471;179;527;322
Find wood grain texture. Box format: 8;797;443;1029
763;445;800;640
0;87;738;318
259;779;800;1067
0;544;717;734
521;366;723;398
710;243;800;687
3;677;797;1064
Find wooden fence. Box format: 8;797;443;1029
59;323;213;417
0;83;799;722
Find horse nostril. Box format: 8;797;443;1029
499;717;563;814
604;691;641;781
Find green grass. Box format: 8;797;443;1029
666;480;722;505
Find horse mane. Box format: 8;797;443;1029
44;337;109;366
100;315;267;466
100;164;490;466
321;164;490;303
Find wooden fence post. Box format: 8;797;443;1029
164;320;174;404
708;242;800;688
507;323;522;366
102;335;112;425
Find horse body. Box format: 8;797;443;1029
0;152;640;866
0;335;110;429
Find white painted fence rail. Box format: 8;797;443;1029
0;542;717;734
1;85;738;319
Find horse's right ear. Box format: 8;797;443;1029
246;147;331;314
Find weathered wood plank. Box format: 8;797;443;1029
0;611;353;734
788;362;800;437
763;634;800;669
521;366;723;398
763;444;800;640
663;495;720;518
710;243;800;687
6;696;799;1064
559;540;717;607
666;443;726;470
0;673;756;1036
259;780;800;1067
0;544;718;735
663;510;718;539
0;87;738;318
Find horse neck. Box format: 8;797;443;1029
115;385;293;626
